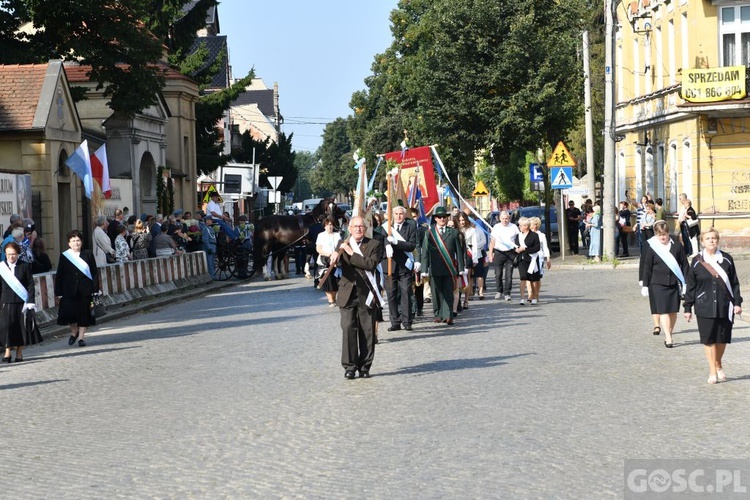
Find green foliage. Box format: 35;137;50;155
156;166;175;215
20;0;167;116
343;0;599;203
233;130;298;194
292;151;319;200
313;118;357;198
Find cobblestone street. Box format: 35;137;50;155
3;261;750;498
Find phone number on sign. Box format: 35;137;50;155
683;85;743;100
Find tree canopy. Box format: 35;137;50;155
341;0;600;203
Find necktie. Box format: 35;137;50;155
397;224;401;232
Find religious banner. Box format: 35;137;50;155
383;145;439;213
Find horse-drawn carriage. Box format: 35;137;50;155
212;232;255;281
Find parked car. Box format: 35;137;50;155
486;206;559;251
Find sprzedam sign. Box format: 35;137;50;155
682;66;747;103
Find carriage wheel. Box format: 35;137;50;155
213;253;235;281
233;247;255;279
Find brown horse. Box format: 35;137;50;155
253;198;343;280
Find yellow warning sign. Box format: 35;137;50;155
472;180;490;196
547;141;576;167
202;184;223;203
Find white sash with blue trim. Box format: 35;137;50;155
647;237;685;289
63;249;93;281
0;262;28;303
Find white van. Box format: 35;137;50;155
302;198;323;213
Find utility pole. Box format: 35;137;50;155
583;30;596;201
602;0;617;260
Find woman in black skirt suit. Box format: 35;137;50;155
683;228;743;384
513;217;541;305
1;242;39;362
640;221;688;348
55;230;98;347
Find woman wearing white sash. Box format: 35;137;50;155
683;228;743;384
0;242;37;363
640;221;688;348
529;217;551;304
55;230;99;347
513;217;541;305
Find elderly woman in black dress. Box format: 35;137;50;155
55;230;99;347
640;220;688;348
0;242;38;362
683;228;743;384
513;217;541;305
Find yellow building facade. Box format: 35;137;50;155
616;0;750;249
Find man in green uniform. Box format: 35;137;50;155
420;206;465;325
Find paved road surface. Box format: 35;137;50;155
3;263;749;498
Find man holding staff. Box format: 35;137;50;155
329;216;384;379
384;206;418;331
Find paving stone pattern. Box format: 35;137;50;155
2;261;749;498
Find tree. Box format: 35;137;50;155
292;150;319;201
234;130;298;194
344;0;597;203
21;0;167;116
313;118;357;199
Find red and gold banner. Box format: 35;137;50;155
383;146;439;213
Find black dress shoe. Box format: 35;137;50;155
344;370;356;380
1;356;10;363
68;334;78;346
78;339;86;347
446;319;454;325
403;325;412;331
359;370;370;378
387;325;401;332
14;358;23;363
664;341;673;348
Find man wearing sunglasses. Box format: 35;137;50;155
420;206;465;325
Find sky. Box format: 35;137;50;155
219;0;399;154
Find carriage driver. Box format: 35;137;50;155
207;191;238;240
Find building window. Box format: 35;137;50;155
720;5;750;66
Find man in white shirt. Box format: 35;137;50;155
488;211;519;301
206;191;237;240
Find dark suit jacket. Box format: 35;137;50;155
641;240;688;287
421;226;465;276
684;252;743;317
54;249;99;298
0;261;34;304
335;236;384;307
388;219;417;275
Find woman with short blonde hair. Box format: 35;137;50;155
684;228;743;383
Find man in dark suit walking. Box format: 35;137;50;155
420;206;465;324
330;216;384;379
385;206;418;331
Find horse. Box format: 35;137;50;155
253;198;343;280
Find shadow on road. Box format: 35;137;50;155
375;352;534;377
0;379;68;391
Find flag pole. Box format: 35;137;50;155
387;169;393;277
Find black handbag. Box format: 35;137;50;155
90;294;107;318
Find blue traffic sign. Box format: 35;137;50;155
550;167;573;189
529;163;543;183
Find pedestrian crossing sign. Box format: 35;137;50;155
546;141;576;167
550;167;573;189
